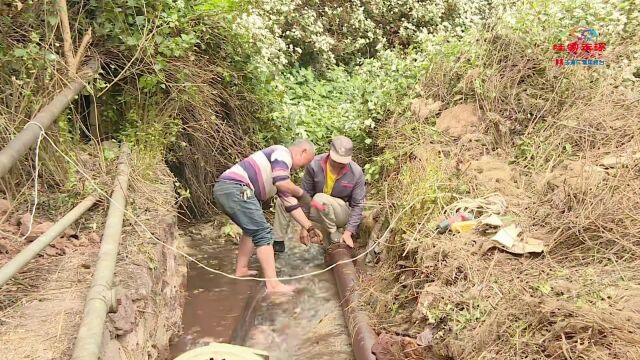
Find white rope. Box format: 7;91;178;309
443;193;507;220
34;131;422;282
18;121;46;241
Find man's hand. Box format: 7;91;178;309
299;226;323;245
299;227;310;246
341;231;354;248
309;228;323;244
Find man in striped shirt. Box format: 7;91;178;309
213;139;322;293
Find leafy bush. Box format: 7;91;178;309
257;49;430;158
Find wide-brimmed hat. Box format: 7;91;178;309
329;136;353;164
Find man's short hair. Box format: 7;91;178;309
290;138;316;155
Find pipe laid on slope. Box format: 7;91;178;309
325;243;377;360
0;60;98;177
0;195;98;287
71;143;130;360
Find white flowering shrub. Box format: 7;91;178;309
233;0;509;72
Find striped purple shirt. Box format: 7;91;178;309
219;145;299;211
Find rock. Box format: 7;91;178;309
548;160;606;191
436;103;481;137
416;325;435;346
0;239;10;254
599;152;640;168
44;247;61;257
88;232;101;244
19;213;33;235
73;236;90;247
0;199;11;217
52;237;73;253
372;333;427;360
468;156;513;184
100;339;124;360
372;333;403;360
410;98;443;121
25;221;55;242
128;266;153;301
417;285;441;317
110;293;136;336
120;320;146;353
10;214;21;227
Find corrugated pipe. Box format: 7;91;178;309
325;243;377;360
0;195;98;287
0;60;98;177
71;143;130;360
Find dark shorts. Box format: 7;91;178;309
213;181;273;247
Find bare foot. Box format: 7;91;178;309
265;282;296;294
235;269;259;277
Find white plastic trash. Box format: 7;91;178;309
174;343;269;360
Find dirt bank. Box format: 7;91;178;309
0;159;186;359
360;96;640;359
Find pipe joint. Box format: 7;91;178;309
85;283;118;313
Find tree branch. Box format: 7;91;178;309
56;0;75;71
71;28;92;74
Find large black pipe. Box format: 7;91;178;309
325;243;377;360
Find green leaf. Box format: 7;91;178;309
45;52;58;61
47;15;59;26
13;48;27;57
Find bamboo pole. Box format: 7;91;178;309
0;60;97;178
56;0;75;70
0;195;98;287
71;144;130;360
71;28;92;74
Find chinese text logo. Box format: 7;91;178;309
552;26;606;66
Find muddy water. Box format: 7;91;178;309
170;222;353;360
169;224;259;358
